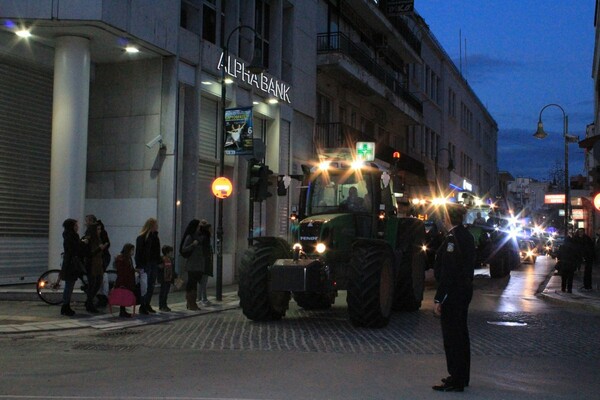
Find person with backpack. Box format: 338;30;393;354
179;219;212;310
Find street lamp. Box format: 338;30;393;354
434;147;455;196
216;26;264;301
533;103;577;235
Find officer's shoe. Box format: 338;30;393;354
442;376;469;387
433;379;464;392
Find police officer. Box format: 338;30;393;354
432;205;476;392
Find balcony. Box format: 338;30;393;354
317;32;422;118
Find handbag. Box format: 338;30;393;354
173;277;184;290
108;287;137;316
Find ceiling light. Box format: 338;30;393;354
201;81;213;85
267;98;279;104
15;29;31;38
252;101;260;105
125;46;140;53
224;77;234;84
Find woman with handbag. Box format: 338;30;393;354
114;243;137;317
135;218;161;314
60;219;87;316
557;236;582;293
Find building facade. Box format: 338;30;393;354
0;0;498;284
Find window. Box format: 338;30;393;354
448;88;456;118
316;93;331;123
202;1;217;43
255;0;271;69
181;0;201;36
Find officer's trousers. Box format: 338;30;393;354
440;292;472;385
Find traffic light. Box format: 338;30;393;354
246;159;273;202
246;159;261;190
255;164;273;202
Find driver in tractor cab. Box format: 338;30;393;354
340;186;366;212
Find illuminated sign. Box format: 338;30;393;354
572;209;585;220
463;180;472;192
217;53;291;104
545;194;565;204
212;177;233;199
356;142;375;161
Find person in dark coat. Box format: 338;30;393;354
82;223;108;313
432;205;476;392
180;219;212;310
135;218;161;314
114;243;136;318
557;236;581;293
575;228;594;291
60;218;87;316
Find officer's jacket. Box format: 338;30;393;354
434;224;476;304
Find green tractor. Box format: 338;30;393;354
238;153;427;328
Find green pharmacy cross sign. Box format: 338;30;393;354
356;141;375;161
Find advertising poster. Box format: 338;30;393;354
224;107;253;155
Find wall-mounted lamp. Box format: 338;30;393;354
125;45;140;53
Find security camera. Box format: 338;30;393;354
146;134;164;149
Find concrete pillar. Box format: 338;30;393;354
48;36;91;270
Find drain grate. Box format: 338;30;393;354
97;330;141;338
72;343;139;352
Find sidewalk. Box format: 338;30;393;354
0;284;240;334
537;263;600;311
1;265;600;335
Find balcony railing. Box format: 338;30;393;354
317;32;422;113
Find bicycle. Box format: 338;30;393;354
36;268;118;305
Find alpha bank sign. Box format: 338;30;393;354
217;52;291;104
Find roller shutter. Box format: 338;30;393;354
0;60;53;282
197;97;218;224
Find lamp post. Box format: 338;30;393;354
217;26;264;301
434;147;455;196
533;103;575;235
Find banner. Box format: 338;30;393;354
224;107;253;155
387;0;414;16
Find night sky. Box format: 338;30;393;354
415;0;595;181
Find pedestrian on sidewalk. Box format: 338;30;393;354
114;243;136;318
135;218;161;315
557;236;581;293
180;219;211;310
158;245;175;311
82;223;108;313
60;219;87;317
432;205;476;392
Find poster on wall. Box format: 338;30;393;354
224;107;253;155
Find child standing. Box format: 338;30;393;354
158;245;175;311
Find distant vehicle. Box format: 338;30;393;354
518;239;538;264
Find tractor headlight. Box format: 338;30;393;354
315;243;327;253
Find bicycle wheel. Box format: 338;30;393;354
37;269;64;305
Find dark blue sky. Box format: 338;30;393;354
416;0;595;181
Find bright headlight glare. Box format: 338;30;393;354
421;244;428;252
293;243;302;251
351;160;364;170
316;243;326;253
319;161;330;171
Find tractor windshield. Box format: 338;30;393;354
308;169;373;215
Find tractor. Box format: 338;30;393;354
238;150;427;328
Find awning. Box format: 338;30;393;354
578;135;600;150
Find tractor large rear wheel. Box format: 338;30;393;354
238;237;291;321
393;218;426;311
347;241;395;328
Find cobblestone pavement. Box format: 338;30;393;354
13;302;598;359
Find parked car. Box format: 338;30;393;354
519;239;538;264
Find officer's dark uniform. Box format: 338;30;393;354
434;222;476;388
